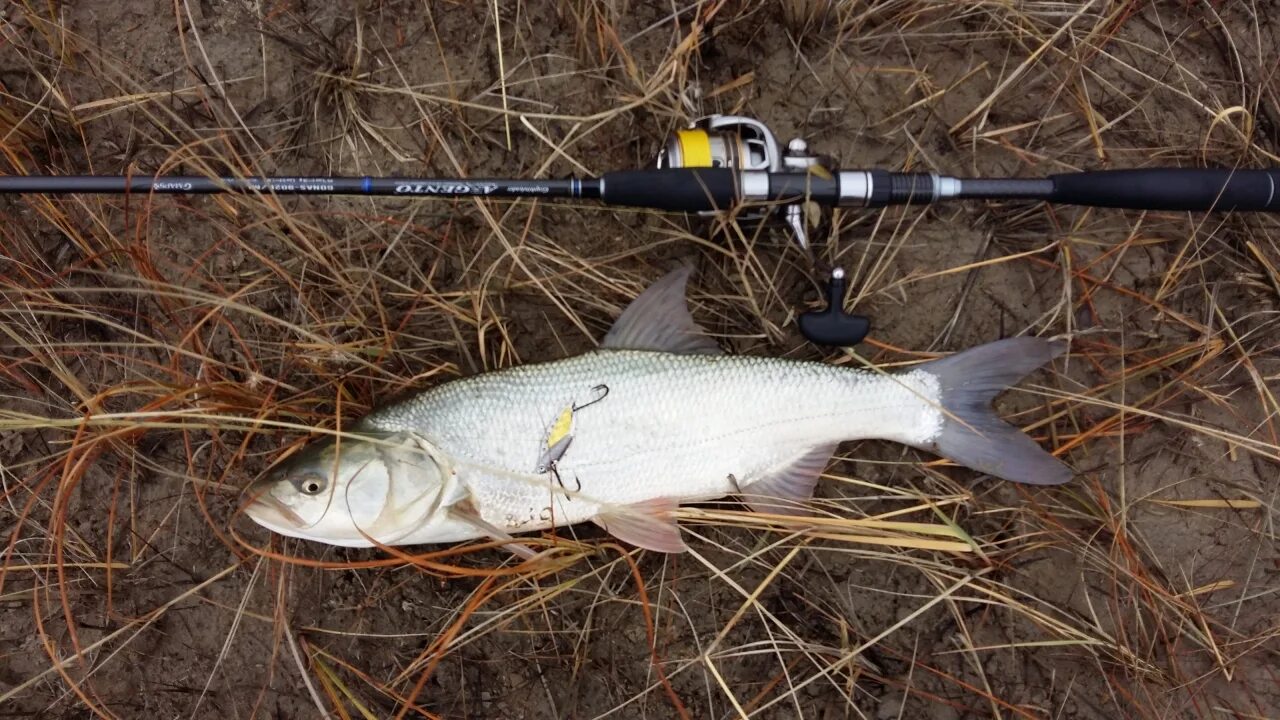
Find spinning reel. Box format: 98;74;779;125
656;114;834;249
656;114;869;346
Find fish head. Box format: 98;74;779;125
243;432;454;546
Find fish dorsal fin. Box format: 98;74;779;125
741;444;836;516
601;266;722;355
593;497;688;552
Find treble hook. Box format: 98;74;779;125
548;463;582;494
573;383;609;412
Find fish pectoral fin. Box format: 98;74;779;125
447;503;539;561
593;498;688;553
741;444;836;516
601;265;722;355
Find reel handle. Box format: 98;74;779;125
797;268;870;347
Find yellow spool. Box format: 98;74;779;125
675;129;714;167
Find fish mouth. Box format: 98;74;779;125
241;478;306;530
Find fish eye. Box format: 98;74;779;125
294;472;328;496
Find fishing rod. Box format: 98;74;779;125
4;115;1275;238
4;114;1276;345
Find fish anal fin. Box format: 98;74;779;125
593;497;687;553
601;266;721;355
742;444;835;516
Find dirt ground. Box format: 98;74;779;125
1;1;1278;718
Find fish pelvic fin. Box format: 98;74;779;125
593;497;688;553
448;501;539;560
916;337;1074;486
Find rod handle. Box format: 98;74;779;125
1049;168;1279;212
599;169;738;212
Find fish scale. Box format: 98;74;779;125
359;349;942;532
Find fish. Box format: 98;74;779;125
243;266;1073;554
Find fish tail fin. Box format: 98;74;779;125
915;337;1073;486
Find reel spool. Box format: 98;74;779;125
656;115;782;172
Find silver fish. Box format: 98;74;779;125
243;267;1072;553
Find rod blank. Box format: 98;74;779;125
0;175;585;198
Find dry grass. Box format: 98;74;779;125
1;1;1278;718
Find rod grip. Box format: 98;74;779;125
599;169;738;212
1049;168;1279;212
